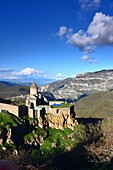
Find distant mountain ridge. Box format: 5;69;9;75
0;81;22;86
0;82;29;99
1;69;113;100
39;69;113;99
0;77;55;86
0;81;55;100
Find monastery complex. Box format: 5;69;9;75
0;83;78;129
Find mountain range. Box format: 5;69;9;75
1;69;113;100
0;77;55;86
39;69;113;100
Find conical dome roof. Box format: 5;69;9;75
31;82;38;89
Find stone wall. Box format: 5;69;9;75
28;105;74;118
46;106;73;116
0;103;28;117
0;103;19;117
28;108;34;118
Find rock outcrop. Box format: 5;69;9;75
46;113;78;130
37;113;78;130
0;128;13;146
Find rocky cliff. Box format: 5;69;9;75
39;69;113;100
37;113;78;130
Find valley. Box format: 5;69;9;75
1;69;113;169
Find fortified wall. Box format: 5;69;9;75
0;103;28;117
0;103;18;116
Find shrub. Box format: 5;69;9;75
84;118;113;164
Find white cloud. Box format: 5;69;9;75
0;67;67;81
56;26;67;37
56;12;113;62
0;68;13;72
88;58;99;63
81;55;98;63
88;12;113;45
55;73;66;80
15;67;43;76
66;12;113;59
72;74;76;78
56;73;62;78
0;68;17;79
79;0;101;10
81;55;89;60
68;28;74;33
0;67;44;80
68;29;95;53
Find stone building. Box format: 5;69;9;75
26;82;49;118
26;83;76;121
0;103;27;117
26;82;48;108
0;82;78;129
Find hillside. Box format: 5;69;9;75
0;111;88;170
1;112;113;169
0;111;22;128
74;91;113;118
40;69;113;100
0;82;55;100
0;82;29;99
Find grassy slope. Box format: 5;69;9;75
0;111;22;128
74;91;113;118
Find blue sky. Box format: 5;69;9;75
0;0;113;82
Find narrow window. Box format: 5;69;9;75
56;109;59;113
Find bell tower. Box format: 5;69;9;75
30;82;38;95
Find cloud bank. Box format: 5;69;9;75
0;67;44;80
14;68;43;76
0;68;13;72
0;68;66;81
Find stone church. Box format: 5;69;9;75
26;82;78;129
26;82;48;108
